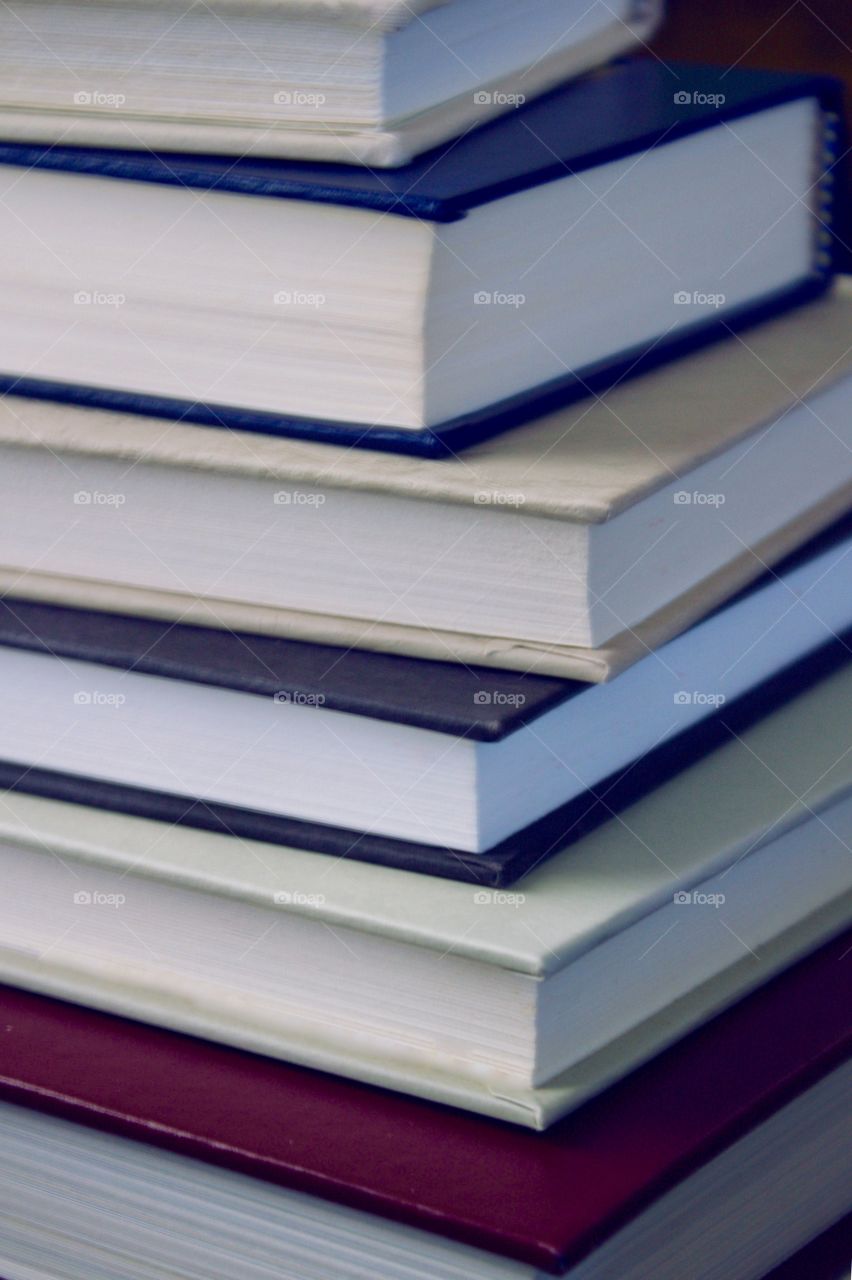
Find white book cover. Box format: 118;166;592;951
0;662;850;1129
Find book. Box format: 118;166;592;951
762;1219;852;1280
0;927;848;1279
0;61;842;454
2;285;852;674
0;516;849;884
0;0;664;166
0;660;850;1129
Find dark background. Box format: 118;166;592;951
651;0;852;269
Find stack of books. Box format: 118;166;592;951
0;1;850;1276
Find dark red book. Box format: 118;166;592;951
0;930;849;1280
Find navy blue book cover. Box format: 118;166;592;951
0;60;844;455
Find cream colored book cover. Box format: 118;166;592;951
1;285;851;679
0;663;850;1129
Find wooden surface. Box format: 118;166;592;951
651;0;852;268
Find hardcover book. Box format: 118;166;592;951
0;928;848;1279
0;663;850;1128
0;61;842;454
0;516;849;884
0;0;664;165
2;286;852;675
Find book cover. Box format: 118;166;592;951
0;513;848;885
0;0;665;165
0;926;847;1274
0;61;843;454
2;286;850;679
0;662;850;1127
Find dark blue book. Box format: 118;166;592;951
0;60;844;456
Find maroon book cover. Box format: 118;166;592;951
0;930;849;1275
